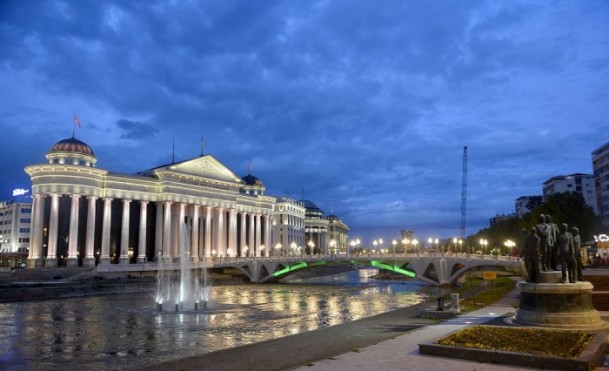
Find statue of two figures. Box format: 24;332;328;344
520;214;584;284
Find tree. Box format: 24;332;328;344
467;192;599;251
523;192;598;242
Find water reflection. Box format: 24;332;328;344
0;269;425;370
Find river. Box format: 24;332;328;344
0;269;438;370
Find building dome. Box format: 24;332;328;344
299;200;324;219
242;174;264;187
46;136;97;167
50;137;95;156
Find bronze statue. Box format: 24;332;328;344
520;227;541;283
535;214;551;272
545;215;559;270
557;223;576;283
572;226;584;281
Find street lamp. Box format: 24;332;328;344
373;240;378;254
307;240;314;255
244;245;249;258
290;242;297;256
479;239;488;257
402;238;410;257
329;239;336;255
260;245;265;258
412;239;419;257
275;243;282;258
504;240;516;259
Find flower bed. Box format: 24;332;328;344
436;325;594;358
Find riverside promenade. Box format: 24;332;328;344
296;286;609;371
148;281;609;371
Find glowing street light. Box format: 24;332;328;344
504;240;516;258
402;238;410;256
479;239;488;256
412;239;419;257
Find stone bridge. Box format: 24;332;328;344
96;253;522;286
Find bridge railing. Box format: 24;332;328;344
205;252;521;265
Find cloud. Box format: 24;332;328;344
115;119;158;140
1;0;609;242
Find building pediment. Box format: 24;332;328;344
154;155;244;184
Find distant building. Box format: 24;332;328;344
490;213;516;226
514;195;542;217
300;200;329;254
542;173;598;214
593;142;609;226
0;199;32;253
327;214;349;254
272;197;305;255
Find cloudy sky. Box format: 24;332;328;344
1;1;608;244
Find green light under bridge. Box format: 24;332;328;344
273;262;309;277
370;260;416;278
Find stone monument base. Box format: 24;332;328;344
514;274;605;329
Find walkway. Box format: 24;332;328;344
293;287;603;371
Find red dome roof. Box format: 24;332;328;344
50;137;95;156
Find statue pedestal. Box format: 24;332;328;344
514;275;605;329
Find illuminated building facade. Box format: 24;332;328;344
272;197;305;255
327;214;349;254
24;136;275;268
0;199;31;268
300;200;328;254
593;142;609;226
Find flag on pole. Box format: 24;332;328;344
74;114;81;128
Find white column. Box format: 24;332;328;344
204;206;212;258
46;193;60;267
213;207;225;257
28;194;45;267
228;209;237;257
84;195;97;267
255;214;261;256
100;198;112;264
67;194;81;266
264;214;272;257
248;213;255;256
155;202;163;261
178;202;186;262
162;201;172;261
240;212;247;257
137;201;148;263
191;205;200;262
119;199;131;264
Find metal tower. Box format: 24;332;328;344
461;146;468;239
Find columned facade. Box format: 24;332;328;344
25;137;275;269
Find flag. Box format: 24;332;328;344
74;114;81;128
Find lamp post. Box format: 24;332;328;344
391;239;397;266
329;239;336;256
479;238;488;258
307;240;314;256
290;242;297;257
373;240;378;255
402;238;409;257
275;243;282;259
458;239;463;256
504;240;515;260
412;239;419;257
244;245;249;258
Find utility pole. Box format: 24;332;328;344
461;146;468;239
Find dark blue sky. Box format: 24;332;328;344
1;1;608;244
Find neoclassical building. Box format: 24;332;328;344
25;136;275;268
